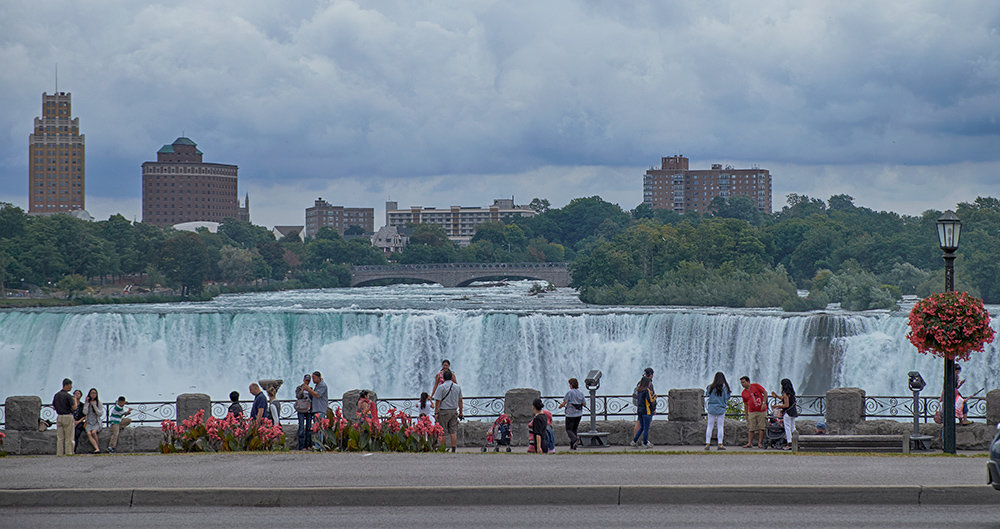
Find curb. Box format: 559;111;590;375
1;485;996;508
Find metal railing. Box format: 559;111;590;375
2;394;988;428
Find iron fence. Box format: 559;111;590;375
1;394;988;428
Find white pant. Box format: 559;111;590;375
705;414;725;444
783;414;796;442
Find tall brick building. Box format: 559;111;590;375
642;155;772;214
141;137;249;226
28;92;85;213
305;198;374;238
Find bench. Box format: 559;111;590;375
577;431;610;447
791;432;910;454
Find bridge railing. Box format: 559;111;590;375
5;394;985;428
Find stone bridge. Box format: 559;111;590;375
350;262;572;287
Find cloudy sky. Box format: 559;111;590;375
1;1;998;228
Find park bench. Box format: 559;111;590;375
791;432;910;454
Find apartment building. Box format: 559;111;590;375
305;198;374;238
384;198;535;246
28;92;85;213
643;155;772;214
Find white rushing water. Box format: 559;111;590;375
1;282;997;402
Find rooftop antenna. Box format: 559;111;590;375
54;64;58;93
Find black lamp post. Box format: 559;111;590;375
936;210;961;454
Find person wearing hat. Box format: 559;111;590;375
632;368;655;441
815;421;827;434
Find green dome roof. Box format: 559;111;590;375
157;137;203;155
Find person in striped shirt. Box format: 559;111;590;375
107;396;133;453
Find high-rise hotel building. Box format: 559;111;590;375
28;92;85;213
141;137;249;226
643;155;772;214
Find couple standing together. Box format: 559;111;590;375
293;371;329;450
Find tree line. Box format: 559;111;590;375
2;193;999;310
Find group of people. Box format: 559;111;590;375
51;378;133;455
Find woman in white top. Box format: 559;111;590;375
267;386;280;425
417;392;435;423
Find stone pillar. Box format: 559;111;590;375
667;388;704;421
825;387;866;433
342;389;378;423
504;388;541;446
4;396;42;431
176;393;211;423
986;389;1000;428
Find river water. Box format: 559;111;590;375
1;282;997;402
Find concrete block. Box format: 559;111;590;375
458;420;490;447
341;389;378;423
134;426;164;452
667;388;704;422
825;387;866;428
986;389;1000;428
16;430;56;455
504;388;540;446
176;393;211;423
4;396;41;431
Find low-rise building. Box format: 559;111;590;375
305;198;374;238
384;198;535;246
643;155;772;214
371;225;410;255
272;225;303;242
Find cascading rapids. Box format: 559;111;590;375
0;287;996;403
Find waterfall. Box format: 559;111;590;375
1;295;996;403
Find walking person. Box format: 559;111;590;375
52;378;75;456
430;359;457;399
305;371;328;449
107;396;133;453
705;372;731;451
83;388;103;454
294;374;313;450
433;370;464;453
771;378;799;450
559;378;586;450
630;376;655;448
739;376;767;448
529;398;548;454
632;367;655;440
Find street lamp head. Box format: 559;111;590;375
936;210;961;253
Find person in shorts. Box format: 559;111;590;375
433;370;463;453
739;376;767;448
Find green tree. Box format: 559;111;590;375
218;246;255;283
57;274;89;299
159;232;209;295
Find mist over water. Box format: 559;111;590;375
1;282;997;403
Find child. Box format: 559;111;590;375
108;396;133;453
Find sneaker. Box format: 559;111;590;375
107;447;115;453
717;445;726;451
629;441;637;447
643;442;653;448
704;445;711;451
450;446;456;453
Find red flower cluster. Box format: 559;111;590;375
907;291;996;361
405;415;445;443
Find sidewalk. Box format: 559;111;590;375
1;447;995;507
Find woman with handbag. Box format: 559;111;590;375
294;374;313;450
559;378;586;450
83;388;103;454
771;378;798;450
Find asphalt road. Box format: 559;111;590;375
1;450;991;490
4;504;1000;529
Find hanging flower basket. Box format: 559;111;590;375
907;291;995;361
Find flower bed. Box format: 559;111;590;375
160;410;285;453
312;406;445;453
907;291;995;361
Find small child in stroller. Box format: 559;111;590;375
763;412;786;450
483;414;512;452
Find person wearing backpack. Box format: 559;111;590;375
294;374;313;450
630;376;656;448
631;367;655;440
771;378;799;450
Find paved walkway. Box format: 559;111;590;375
1;446;995;507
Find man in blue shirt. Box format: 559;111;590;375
249;383;269;426
303;371;329;449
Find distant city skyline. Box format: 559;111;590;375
2;2;998;228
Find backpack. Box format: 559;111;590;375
294;387;311;413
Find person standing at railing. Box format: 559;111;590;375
430;360;457;401
739;376;767;448
630;376;655;448
52;378;75;456
771;379;798;451
632;368;655;440
83;388;103;454
295;374;313;450
266;386;280;426
559;378;586;450
705;372;731;451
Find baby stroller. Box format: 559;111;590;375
482;414;512;452
762;414;786;450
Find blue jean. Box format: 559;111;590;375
633;414;652;444
297;412;312;449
